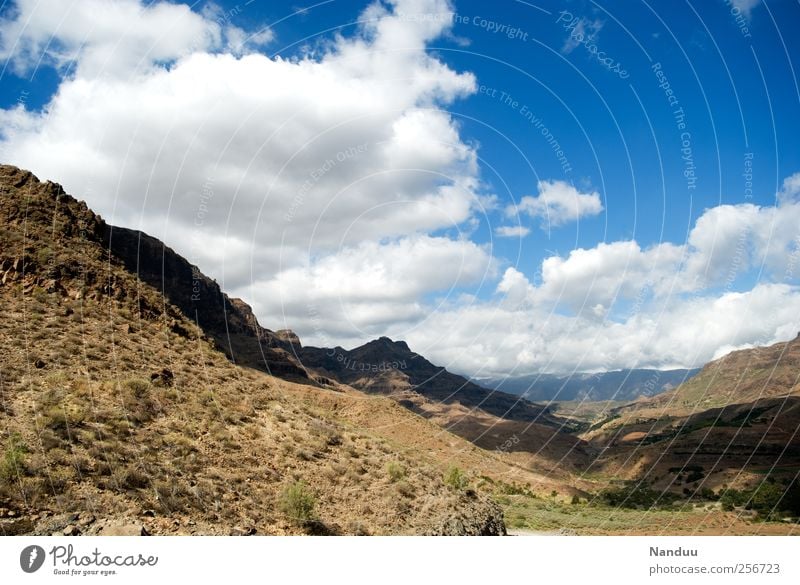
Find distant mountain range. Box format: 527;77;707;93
475;368;701;402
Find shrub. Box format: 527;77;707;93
0;433;27;484
123;378;151;399
699;487;717;501
599;483;679;509
279;480;316;526
386;461;406;482
309;419;342;446
444;466;468;491
153;479;189;513
112;465;150;490
120;378;160;423
495;480;535;497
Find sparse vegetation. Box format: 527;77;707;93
279;480;317;526
0;432;27;484
598;482;680;510
719;479;800;521
2;165;797;536
386;461;405;482
444;466;468;491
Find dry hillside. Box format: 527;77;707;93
0;164;539;535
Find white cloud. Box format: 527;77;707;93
404;283;800;376
684;201;800;287
494;225;530;238
531;240;685;312
2;0;799;379
0;0;480;294
510;180;604;228
778;172;800;205
0;0;266;78
494;199;800;316
731;0;760;18
249;235;496;342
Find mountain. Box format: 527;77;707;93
104;212;311;381
477;368;700;402
297;337;551;421
629;334;800;413
294;337;593;470
0;165;518;535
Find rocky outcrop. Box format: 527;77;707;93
423;493;507;536
274;329;301;347
103;225;308;379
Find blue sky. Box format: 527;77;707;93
1;0;799;375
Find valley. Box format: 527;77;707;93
1;165;798;536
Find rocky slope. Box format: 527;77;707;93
0;165;515;535
295;336;592;472
104;223;309;380
583;335;800;492
630;333;800;414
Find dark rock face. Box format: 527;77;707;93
297;336;550;422
103;225;309;379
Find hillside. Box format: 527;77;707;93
296;337;592;470
582;335;800;493
2;164;796;536
104;223;309;381
0;165;520;535
627;334;800;414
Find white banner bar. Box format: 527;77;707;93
1;536;798;584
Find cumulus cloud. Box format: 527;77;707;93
778;172;800;205
0;0;480;292
493;198;800;319
406;283;800;376
509;179;604;228
249;235;496;342
0;0;267;77
494;225;530;238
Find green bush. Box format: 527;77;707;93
123;378;151;398
386;461;406;482
599;483;679;509
444;466;468;491
0;433;27;484
718;480;800;520
279;480;316;526
495;480;535;497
